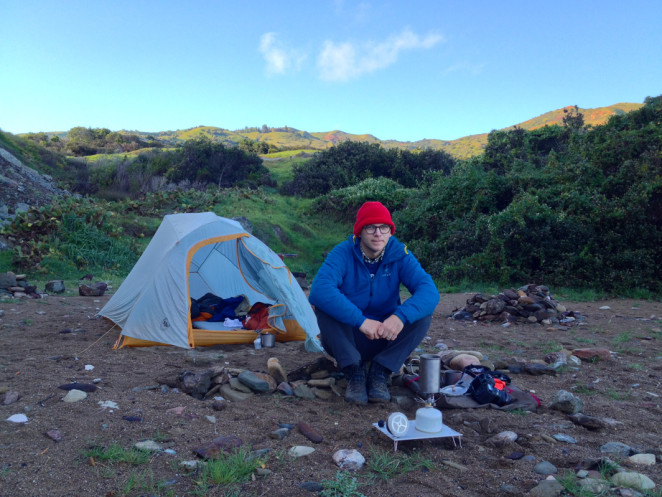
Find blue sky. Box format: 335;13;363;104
1;1;660;142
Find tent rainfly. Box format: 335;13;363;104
99;212;323;352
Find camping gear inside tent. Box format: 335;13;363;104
99;212;323;352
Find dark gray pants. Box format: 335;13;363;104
315;309;432;373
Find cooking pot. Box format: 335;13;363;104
441;370;463;387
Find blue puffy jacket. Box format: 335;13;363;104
309;235;440;328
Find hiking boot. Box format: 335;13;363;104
343;363;368;404
367;362;391;403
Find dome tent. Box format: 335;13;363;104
99;212;323;352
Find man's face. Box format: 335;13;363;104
359;224;392;257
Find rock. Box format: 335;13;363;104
267;357;288;384
58;382;97;392
45;280;65;293
289;446;315;458
0;272;18;289
332;449;365;470
550;390;584;414
193;435;242;459
62;389;87;402
311;387;334;400
78;282;107;296
572;348;611;361
307;377;336;388
6;413;28;423
600;442;634;458
270;428;290;440
3;390;19;405
292;383;316;400
253;372;277;392
276;382;294;396
135;440;163;452
626;453;656;466
610;472;655;491
229;377;253;393
238;370;271;392
178;370;213;399
297;421;323;443
552;434;577;444
523;363;557;375
449;353;481;370
300;481;324;492
568;413;606;430
98;400;118;409
487;431;518;447
212;398;226;411
534;461;558;475
527;479;563;497
46;429;62;442
219;384;253;402
578;478;610;494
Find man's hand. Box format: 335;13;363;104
378;315;404;341
359;319;382;340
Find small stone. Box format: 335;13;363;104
550;390;584;414
78;282;107;296
307;377;336;388
610;472;655;491
6;413;28;423
600;442;634;458
299;481;324;492
311;387;334;400
193;435;242;459
46;429;62;441
552;434;577;444
277;382;294;396
3;390;19;405
289;446;315;458
135;440;163;452
534;461;558;475
270;428;290;440
297;421;323;443
255;467;272;477
568;413;606;430
237;370;271;392
578;478;610;494
62;389;87;402
98;400;118;410
332;449;365;471
267;357;288;384
58;382;97;392
229;377;253;393
626;453;656;466
293;383;316;400
212;399;226;411
205;416;217;424
572;348;611;361
487;431;518;447
180;460;200;470
220;384;253;402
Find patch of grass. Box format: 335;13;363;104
508;408;530;416
0;466;11;479
573;383;598;396
554;287;605;302
612;332;632;345
478;341;505;351
557;470;602;496
533;340;562;354
603;388;632;401
194;447;265;486
574;336;597;344
627;362;645;371
320;471;367;497
367;448;435;480
80;443;151;465
116;468;176;497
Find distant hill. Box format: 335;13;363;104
36;102;644;160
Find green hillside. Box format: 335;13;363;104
20;102;643;160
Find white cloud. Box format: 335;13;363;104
259;32;307;76
317;28;444;82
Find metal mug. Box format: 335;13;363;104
260;333;275;348
418;354;441;395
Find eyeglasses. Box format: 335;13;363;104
363;224;391;234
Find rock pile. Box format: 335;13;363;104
158;357;342;403
451;284;581;325
0;271;42;299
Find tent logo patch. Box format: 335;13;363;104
161;317;170;329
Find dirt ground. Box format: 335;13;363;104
1;292;661;497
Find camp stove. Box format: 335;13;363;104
373;354;462;451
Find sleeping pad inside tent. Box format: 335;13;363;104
98;212;323;352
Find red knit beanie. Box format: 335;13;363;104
353;201;395;237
